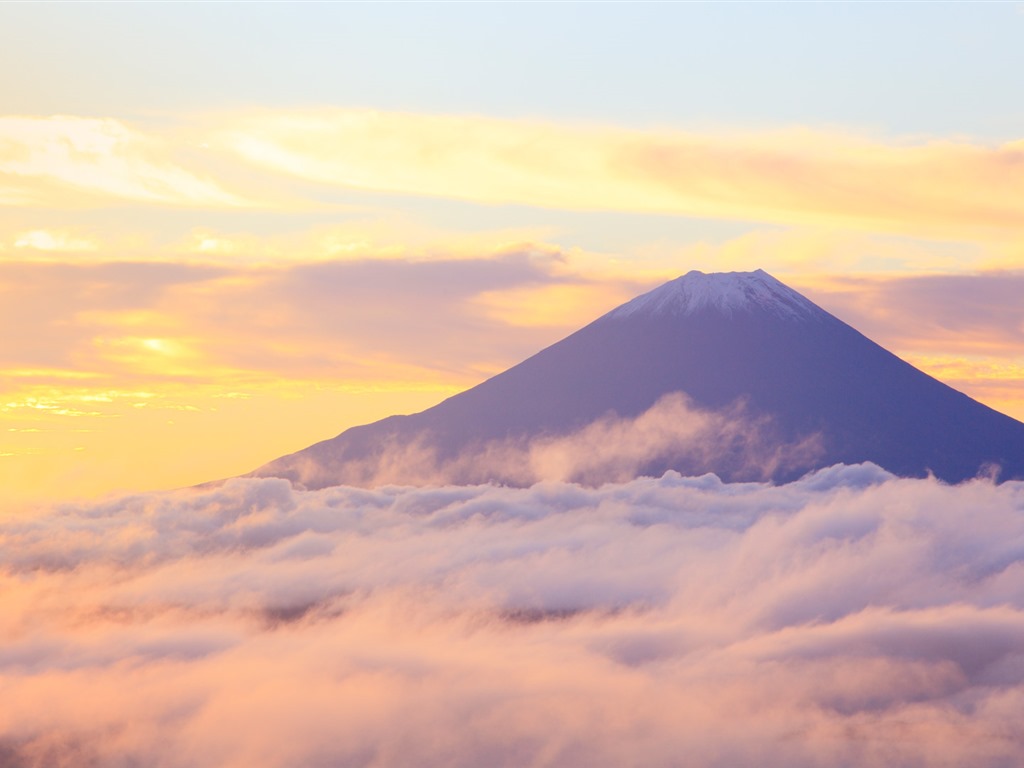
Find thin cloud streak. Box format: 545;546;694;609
217;109;1024;239
0;116;249;208
6;111;1024;241
796;271;1024;420
801;271;1024;356
6;251;1022;403
2;466;1024;765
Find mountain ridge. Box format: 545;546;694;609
246;269;1024;488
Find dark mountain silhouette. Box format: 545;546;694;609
248;269;1024;487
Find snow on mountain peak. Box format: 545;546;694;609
607;269;819;320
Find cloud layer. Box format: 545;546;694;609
0;116;246;208
3;465;1024;766
6;111;1024;240
217;110;1024;238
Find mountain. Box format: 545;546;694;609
248;269;1024;487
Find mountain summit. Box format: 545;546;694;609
249;269;1024;488
609;268;816;320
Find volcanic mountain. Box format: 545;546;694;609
249;269;1024;487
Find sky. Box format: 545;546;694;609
3;2;1024;504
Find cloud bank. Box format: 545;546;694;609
2;465;1024;766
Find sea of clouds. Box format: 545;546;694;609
2;464;1024;767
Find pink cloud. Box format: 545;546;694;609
2;465;1024;765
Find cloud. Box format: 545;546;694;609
800;271;1024;356
13;230;97;253
0;260;225;372
0;116;248;208
265;392;824;489
5;247;1024;504
2;465;1024;765
216;109;1024;239
0;250;642;503
0;250;608;389
10;111;1023;242
794;271;1024;420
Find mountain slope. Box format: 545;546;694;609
249;269;1024;487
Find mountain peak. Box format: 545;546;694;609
607;269;819;321
247;266;1024;488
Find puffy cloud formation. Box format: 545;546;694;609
2;464;1024;766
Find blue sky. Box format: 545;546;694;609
4;3;1022;138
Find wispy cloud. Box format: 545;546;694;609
0;116;249;208
2;466;1024;765
800;271;1024;355
13;229;98;252
0;251;624;501
216;109;1024;239
7;111;1024;242
795;271;1024;412
0;248;631;389
261;392;824;489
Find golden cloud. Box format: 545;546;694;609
14;229;98;252
7;110;1024;244
216;109;1024;239
0;115;249;207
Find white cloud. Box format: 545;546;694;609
217;109;1024;239
13;230;97;252
266;393;825;489
0;116;247;207
2;465;1024;765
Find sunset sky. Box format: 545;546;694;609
3;3;1024;505
7;7;1024;766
